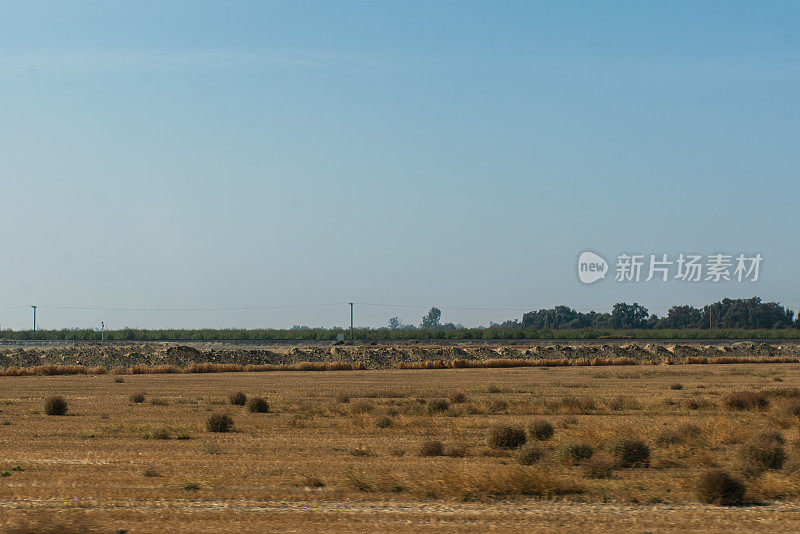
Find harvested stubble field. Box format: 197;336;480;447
3;362;800;532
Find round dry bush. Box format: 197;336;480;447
516;444;543;466
44;396;68;416
448;391;467;404
129;392;146;404
246;397;270;413
670;383;684;390
528;419;554;441
738;431;785;473
583;454;614;479
487;425;527;449
206;413;234;433
612;438;650;468
724;391;768;411
418;439;444;457
426;399;449;414
696;469;745;506
335;392;350;404
565;443;594;463
228;392;247;406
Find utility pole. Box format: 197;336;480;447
31;306;37;340
349;302;354;341
101;321;105;342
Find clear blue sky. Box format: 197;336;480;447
1;1;798;330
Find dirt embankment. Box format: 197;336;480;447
1;341;799;371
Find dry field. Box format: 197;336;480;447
2;363;800;532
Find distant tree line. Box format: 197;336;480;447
501;297;797;330
0;298;798;341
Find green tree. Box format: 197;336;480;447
388;317;401;330
611;302;649;329
421;307;442;328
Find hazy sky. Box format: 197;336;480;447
1;1;798;330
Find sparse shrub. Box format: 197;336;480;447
419;439;444;457
152;427;171;440
670;383;683;390
487;384;502;394
488;425;527;449
684;398;701;410
426;399;449;414
183;482;200;490
448;391;467;404
229;392;247;406
560;396;596;413
517;444;543;465
677;423;703;441
612;438;650;467
445;445;467;458
488;399;509;413
351;400;374;414
350;447;372;457
335;392;350;403
150;398;169;406
375;416;392;429
565;443;594;463
44;396;67;416
142;468;160;477
206;413;234;433
528;419;554;441
583;454;614;479
655;429;683;446
608;395;627;411
696;469;745;506
303;476;325;488
247;397;270;413
114;377;124;383
783;398;800;417
738;431;785;474
129;392;146;404
724;391;768;411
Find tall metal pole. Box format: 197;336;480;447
349;302;354;341
31;306;37;340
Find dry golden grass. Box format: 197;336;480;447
2;363;800;532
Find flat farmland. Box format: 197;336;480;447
2;364;800;532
